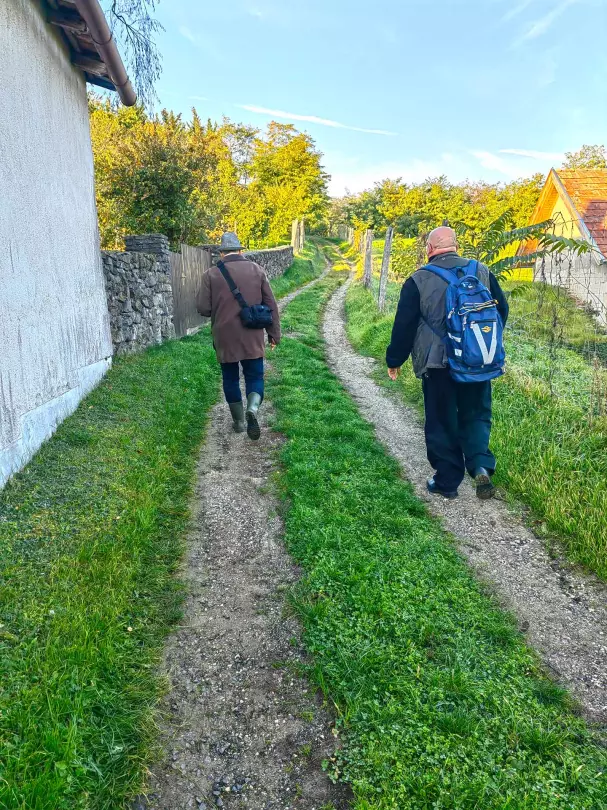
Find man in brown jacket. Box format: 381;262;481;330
196;232;281;440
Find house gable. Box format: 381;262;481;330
521;168;607;259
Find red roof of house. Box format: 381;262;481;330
557;170;607;257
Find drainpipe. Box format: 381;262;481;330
73;0;137;106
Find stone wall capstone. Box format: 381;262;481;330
102;234;175;355
201;245;294;280
245;246;294;280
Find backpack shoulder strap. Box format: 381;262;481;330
465;259;478;277
421;263;459;285
217;260;249;309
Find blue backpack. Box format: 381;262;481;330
422;259;505;384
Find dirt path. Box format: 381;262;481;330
144;268;349;810
323;277;607;725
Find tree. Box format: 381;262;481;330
89;98;330;249
102;1;163;107
562;145;607;170
333;174;544;240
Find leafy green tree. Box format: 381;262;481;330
89;99;329;249
563;145;607;170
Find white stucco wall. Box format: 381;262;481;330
0;0;112;488
535;251;607;328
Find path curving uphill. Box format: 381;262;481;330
323;276;607;725
145;263;348;810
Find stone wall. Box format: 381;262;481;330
102;234;175;355
245;246;294;279
202;245;294;280
102;237;294;355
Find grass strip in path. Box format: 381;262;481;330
267;275;607;809
345;281;607;581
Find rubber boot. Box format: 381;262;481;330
246;392;262;441
228;401;246;433
473;467;495;500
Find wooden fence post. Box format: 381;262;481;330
378;226;394;312
363;229;374;288
291;220;299;250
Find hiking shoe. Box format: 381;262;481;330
228;402;246;433
427;477;458;500
246;393;262;441
473;467;495;500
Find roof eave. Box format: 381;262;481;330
46;0;136;106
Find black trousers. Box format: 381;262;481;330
422;368;496;492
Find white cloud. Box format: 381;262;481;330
500;148;565;161
237;104;396;136
470;148;562;179
179;25;197;43
471;150;517;176
190;95;208;101
536;48;558;87
248;7;264;18
512;0;578;46
501;0;535;23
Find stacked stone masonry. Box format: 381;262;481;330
102;234;175;356
202;245;295;280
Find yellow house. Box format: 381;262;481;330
519;168;607;257
518;169;607;326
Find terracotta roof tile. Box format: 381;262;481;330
557;169;607;255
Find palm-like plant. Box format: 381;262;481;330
454;210;591;280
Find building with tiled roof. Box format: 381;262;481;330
521;168;607;258
519;168;607;327
1;0;133;488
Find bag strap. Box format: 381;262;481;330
422;263;459;285
217;260;249;309
423;259;479;284
465;259;478;278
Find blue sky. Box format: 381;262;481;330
152;0;607;196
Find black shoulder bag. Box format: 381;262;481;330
217;260;274;330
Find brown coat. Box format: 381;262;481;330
196;253;281;364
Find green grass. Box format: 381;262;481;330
0;243;330;808
269;238;327;298
505;281;607;365
0;334;221;808
268;274;607;809
345;280;607;579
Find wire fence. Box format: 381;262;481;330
346;221;607;424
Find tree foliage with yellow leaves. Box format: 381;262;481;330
89;97;330;250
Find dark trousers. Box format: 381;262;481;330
220;357;264;404
422;368;495;492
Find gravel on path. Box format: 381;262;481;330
143;266;349;810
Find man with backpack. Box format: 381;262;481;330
386;226;509;500
196;232;281;441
